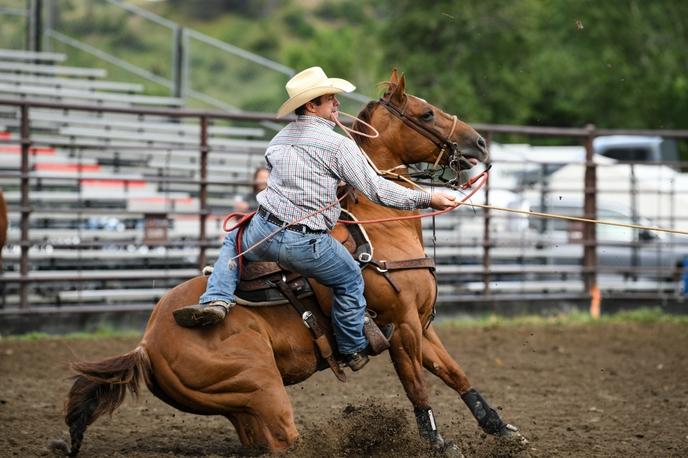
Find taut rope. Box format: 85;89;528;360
458;202;688;236
336;112;427;192
226;110;686;268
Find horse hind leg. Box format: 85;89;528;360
227;406;297;453
223;375;298;452
421;324;527;444
180;340;299;453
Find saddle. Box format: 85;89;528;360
208;208;435;381
233;209;373;306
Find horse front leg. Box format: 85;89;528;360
421;324;527;444
388;314;461;455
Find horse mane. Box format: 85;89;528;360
351;100;378;146
351;80;399;146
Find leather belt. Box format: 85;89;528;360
257;206;327;234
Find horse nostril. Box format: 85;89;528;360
476;136;487;152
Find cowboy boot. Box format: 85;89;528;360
343;323;395;371
343;351;370;371
173;300;234;328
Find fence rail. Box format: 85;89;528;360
1;97;688;311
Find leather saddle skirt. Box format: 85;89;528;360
232;209;372;307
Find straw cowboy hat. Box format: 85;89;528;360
277;66;355;118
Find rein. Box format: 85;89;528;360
337;169;488;225
334;107;479;225
378;95;467;184
378;96;459;160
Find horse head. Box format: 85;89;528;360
353;69;488;181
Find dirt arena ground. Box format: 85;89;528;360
1;321;687;457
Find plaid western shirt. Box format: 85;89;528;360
256;115;431;230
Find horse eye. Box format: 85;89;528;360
420;110;434;122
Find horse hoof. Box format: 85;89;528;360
438;441;465;458
498;423;529;446
427;435;464;458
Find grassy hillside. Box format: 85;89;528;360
138;0;385;93
24;0;383;113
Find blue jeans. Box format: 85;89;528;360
201;212;368;354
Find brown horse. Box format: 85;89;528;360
60;70;524;456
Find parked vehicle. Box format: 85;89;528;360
488;135;683;189
529;197;688;281
594;135;680;167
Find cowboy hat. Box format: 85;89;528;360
277;66;355;118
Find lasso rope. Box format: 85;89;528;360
222;187;354;268
336;115;687;236
221;111;461;266
336;112;428;192
458;202;688;236
337;169;488;225
224;111;686;268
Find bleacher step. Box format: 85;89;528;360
0;71;144;92
0;49;66;63
0;60;106;78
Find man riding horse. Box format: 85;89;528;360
59;68;526;457
174;66;461;371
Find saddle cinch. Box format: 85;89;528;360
207;209;381;382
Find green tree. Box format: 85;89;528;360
375;0;541;124
375;0;688;129
529;0;688;129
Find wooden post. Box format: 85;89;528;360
198;116;208;270
583;124;599;316
19;104;30;309
482;131;492;297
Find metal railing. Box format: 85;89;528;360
0;97;278;307
2;97;688;311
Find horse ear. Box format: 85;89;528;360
386;72;406;104
389;69;399;84
383;69;406;104
398;73;406;94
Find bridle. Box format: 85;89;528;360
378;94;464;181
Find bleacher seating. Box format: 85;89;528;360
0;82;183;107
0;48;273;308
23;111;265;136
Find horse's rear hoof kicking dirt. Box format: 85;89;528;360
57;70;526;456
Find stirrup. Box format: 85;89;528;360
364;314;393;356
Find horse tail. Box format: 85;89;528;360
61;346;151;456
